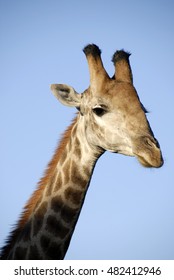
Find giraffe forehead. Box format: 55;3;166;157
82;84;140;111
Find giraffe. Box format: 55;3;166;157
0;44;163;260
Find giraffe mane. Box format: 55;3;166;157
0;116;78;259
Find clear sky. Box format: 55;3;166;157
0;0;174;259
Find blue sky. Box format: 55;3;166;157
0;0;174;259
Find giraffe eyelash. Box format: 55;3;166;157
92;105;108;117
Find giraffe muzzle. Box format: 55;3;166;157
134;136;164;168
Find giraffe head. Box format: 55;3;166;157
51;44;163;168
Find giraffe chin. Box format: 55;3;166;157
136;155;163;168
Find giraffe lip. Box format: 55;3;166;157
136;155;154;167
136;154;164;168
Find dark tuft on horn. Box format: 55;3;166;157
112;50;131;64
83;44;101;57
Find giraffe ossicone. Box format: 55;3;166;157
0;44;163;260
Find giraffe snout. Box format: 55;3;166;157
133;136;164;168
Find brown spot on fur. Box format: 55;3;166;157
33;201;47;236
22;222;32;242
61;204;77;223
59;149;67;166
65;187;83;205
46;242;63;260
40;235;51;250
33;218;42;237
14;246;28;260
46;215;69;238
51;195;63;213
83;165;91;178
71;160;87;187
28;245;42;260
53;173;63;192
38;201;48;216
74;137;81;159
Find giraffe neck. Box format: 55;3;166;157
2;115;103;259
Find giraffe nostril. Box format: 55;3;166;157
145;137;153;148
143;136;159;149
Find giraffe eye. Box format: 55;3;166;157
92;107;106;117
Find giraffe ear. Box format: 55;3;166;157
50;84;82;107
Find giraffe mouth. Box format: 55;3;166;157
136;154;163;168
136;155;154;167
